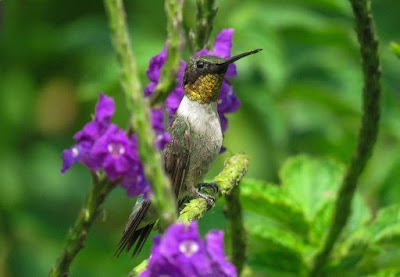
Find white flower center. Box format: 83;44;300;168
179;240;199;257
72;146;80;157
107;142;125;157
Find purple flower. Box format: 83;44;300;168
165;61;186;121
140;222;237;277
61;141;92;173
140;237;185;277
151;109;171;150
144;47;167;97
143;47;173;146
196;29;237;78
61;93;114;172
205;231;237;277
61;93;150;197
213;29;234;58
119;135;151;197
144;28;241;134
218;80;240;133
90;124;137;180
93;92;115;124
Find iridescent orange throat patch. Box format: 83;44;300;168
184;73;224;104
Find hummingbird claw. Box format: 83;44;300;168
190;183;219;208
197;191;215;208
196;182;219;196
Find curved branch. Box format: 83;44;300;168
225;185;246;275
310;0;381;275
178;154;250;223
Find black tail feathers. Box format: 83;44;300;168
114;201;154;257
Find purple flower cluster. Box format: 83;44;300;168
145;28;241;131
140;222;237;277
61;94;150;197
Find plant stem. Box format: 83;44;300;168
150;0;184;106
225;185;246;275
193;0;217;51
178;154;250;223
49;176;116;277
128;259;148;277
310;0;381;275
104;0;177;229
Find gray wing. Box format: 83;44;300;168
164;115;191;200
115;115;191;257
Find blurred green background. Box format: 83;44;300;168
0;0;399;276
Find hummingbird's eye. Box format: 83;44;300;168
196;61;205;69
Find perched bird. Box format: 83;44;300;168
116;49;262;257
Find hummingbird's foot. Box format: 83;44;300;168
197;191;215;208
196;182;219;196
192;183;219;208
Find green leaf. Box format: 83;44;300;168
326;229;371;275
280;155;344;220
241;156;372;274
390;42;400;59
309;201;334;246
369;204;400;246
241;178;309;237
374;225;400;246
346;192;372;234
324;205;400;275
323;200;372;274
246;221;308;275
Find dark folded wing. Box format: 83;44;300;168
114;200;153;257
164;116;191;201
115;116;191;257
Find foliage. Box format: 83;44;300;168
1;0;400;276
390;42;400;58
241;155;400;276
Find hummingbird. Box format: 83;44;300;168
115;48;262;257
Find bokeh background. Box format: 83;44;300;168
0;0;399;276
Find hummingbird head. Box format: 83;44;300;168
182;49;262;104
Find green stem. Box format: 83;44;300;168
103;0;177;229
49;175;116;277
178;154;250;223
225;185;246;276
190;0;217;52
150;0;184;106
310;0;381;276
0;206;13;277
128;259;148;277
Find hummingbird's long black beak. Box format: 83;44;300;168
217;48;263;65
